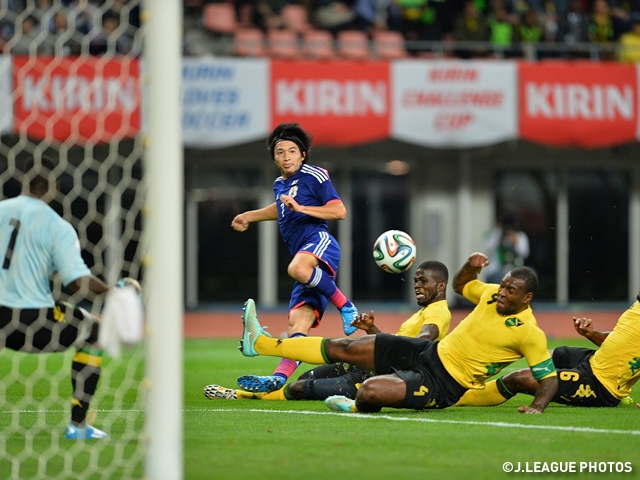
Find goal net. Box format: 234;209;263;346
0;1;148;478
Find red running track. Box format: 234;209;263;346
184;308;623;339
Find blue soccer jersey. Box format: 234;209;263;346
274;164;342;255
0;196;91;308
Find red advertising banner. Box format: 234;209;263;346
13;56;141;143
270;60;390;146
519;61;638;148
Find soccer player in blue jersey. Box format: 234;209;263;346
0;157;128;440
204;260;451;402
231;123;358;393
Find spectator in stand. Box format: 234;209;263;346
609;0;637;38
483;212;530;285
235;0;256;28
50;9;82;55
518;8;544;56
405;0;461;46
488;2;518;55
558;0;590;54
395;0;429;44
589;0;614;41
64;0;101;36
89;11;134;55
519;9;543;41
588;0;615;58
254;0;289;30
9;15;54;55
312;0;356;34
618;11;640;62
540;0;560;43
503;0;532;18
452;0;490;57
32;0;55;34
352;0;404;34
110;0;141;30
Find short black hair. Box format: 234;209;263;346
509;266;538;294
22;156;57;192
499;212;516;229
267;123;312;162
416;260;449;284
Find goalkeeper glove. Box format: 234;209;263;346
116;277;142;295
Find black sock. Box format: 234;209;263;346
70;347;103;425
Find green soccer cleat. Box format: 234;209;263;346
325;395;357;413
238;298;270;357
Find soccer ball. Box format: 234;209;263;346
372;230;416;274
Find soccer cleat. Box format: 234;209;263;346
325;395;357;413
237;374;286;393
204;384;238;400
238;298;270;357
340;305;358;336
65;423;108;440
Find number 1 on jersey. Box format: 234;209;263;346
3;218;21;269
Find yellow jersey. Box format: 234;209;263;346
618;32;640;63
395;299;451;340
590;300;640;399
438;280;556;390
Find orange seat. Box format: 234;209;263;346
373;30;408;59
267;29;301;59
281;4;312;34
203;2;238;35
234;28;267;56
337;30;371;60
302;29;336;60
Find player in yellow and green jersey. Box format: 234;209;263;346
204;260;451;402
235;252;558;414
456;291;640;408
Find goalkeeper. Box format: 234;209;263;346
0;156;139;440
204;260;451;401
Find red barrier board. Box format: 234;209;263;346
13;56;141;143
519;61;638;148
270;60;390;146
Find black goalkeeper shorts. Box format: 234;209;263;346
0;302;89;353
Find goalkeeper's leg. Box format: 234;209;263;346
67;310;108;439
1;305;108;439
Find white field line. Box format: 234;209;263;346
206;407;640;436
4;407;640;436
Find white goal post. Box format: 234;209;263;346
143;0;184;478
0;0;184;478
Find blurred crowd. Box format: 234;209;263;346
0;0;141;56
191;0;640;60
2;0;639;60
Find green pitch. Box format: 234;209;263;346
187;338;640;480
1;338;638;479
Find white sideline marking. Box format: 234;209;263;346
5;407;640;437
205;407;640;436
